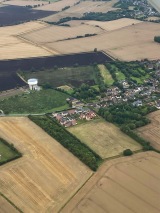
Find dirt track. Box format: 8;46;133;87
0;117;92;213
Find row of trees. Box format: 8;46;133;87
98;103;157;151
28;115;102;171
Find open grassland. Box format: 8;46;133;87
86;18;142;31
0;89;69;114
68;119;141;159
0;21;53;60
35;0;80;11
0;117;92;213
20;24;103;44
98;64;114;86
0;195;19;213
61;152;160;213
137;110;160;151
42;22;160;61
0;138;21;165
21;65;96;88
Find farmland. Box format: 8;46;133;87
35;0;80;12
2;0;48;7
0;52;111;91
0;117;92;213
20;65;96;88
0;89;70;114
0;21;52;60
85;18;142;31
0;195;19;213
20;24;103;44
61;151;160;213
0;5;55;26
34;21;160;61
68;119;141;159
137;110;160;151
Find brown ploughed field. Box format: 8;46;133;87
0;117;92;213
61;151;160;213
137;110;160;150
0;196;19;213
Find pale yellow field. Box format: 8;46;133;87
0;21;54;59
68;119;141;159
43;22;160;61
61;0;118;14
0;195;19;213
86;18;142;31
61;151;160;213
137;110;160;151
21;24;103;43
35;0;80;11
2;0;48;6
0;117;92;213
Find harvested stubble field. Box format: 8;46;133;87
85;18;142;31
35;0;80;11
68;119;141;159
0;195;18;213
43;21;160;61
0;117;92;213
59;0;118;14
2;0;48;7
0;21;52;60
61;151;160;213
137;110;160;151
21;24;103;44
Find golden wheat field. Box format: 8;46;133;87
61;151;160;213
35;0;80;11
0;117;92;213
0;21;53;60
137;110;160;151
41;21;160;61
21;24;103;43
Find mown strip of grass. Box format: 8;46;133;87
28;115;102;171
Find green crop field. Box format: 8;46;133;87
20;66;96;88
0;89;70;114
0;139;21;165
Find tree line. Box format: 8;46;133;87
28;115;102;171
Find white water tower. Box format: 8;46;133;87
27;78;38;90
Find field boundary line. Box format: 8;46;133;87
15;34;59;55
58;172;94;213
0;192;23;213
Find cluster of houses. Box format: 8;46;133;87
52;107;97;128
86;60;160;110
120;0;159;19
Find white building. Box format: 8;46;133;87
27;78;40;90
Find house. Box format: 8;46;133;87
132;100;143;107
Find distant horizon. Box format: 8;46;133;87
148;0;160;13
